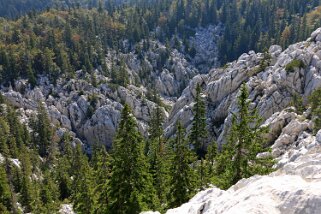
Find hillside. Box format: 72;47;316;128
1;1;321;214
143;26;321;214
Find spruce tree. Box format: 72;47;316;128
205;141;218;183
0;164;12;213
308;88;321;133
169;122;196;208
189;83;207;188
40;170;59;213
72;144;94;214
148;106;170;210
56;134;73;201
0;117;9;156
33;102;53;157
20;146;36;212
108;104;158;214
91;144;110;213
214;83;275;189
190;83;207;156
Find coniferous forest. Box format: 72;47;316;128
0;0;321;87
1;0;321;213
0;83;277;213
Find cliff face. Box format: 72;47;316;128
0;25;221;148
2;27;321;150
165;28;321;145
155;28;321;214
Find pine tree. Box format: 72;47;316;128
108;104;158;214
169;122;196;208
214;84;275;189
189;83;207;188
118;59;129;87
98;0;104;13
291;93;304;114
6;107;24;152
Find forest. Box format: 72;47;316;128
1;0;321;88
0;83;279;213
1;0;321;213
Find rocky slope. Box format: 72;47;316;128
163;107;321;214
146;28;321;214
0;25;221;148
165;28;321;146
1;22;321;214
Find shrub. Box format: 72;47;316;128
308;88;321;133
285;59;306;72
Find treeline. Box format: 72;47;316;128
0;0;51;19
0;84;276;213
0;9;121;87
1;0;321;89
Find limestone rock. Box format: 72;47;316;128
59;204;75;214
165;27;321;146
165;129;321;214
83;105;121;148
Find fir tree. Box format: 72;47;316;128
91;144;110;213
33;102;53;157
20;146;36;212
189;83;207;188
169;122;196;208
40;170;59;213
0;164;12;213
56;134;73;201
308;88;321;133
0;117;9;156
108;104;158;214
72;144;94;214
148;106;170;210
190;83;207;156
214;83;275;189
205;141;218;183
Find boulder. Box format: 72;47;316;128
83;105;121;148
59;204;75;214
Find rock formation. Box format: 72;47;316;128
165;108;321;214
165;28;321;146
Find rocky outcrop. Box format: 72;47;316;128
59;204;75;214
106;40;200;98
2;72;167;147
165;28;321;145
0;25;222;147
165;108;321;214
159;30;321;212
